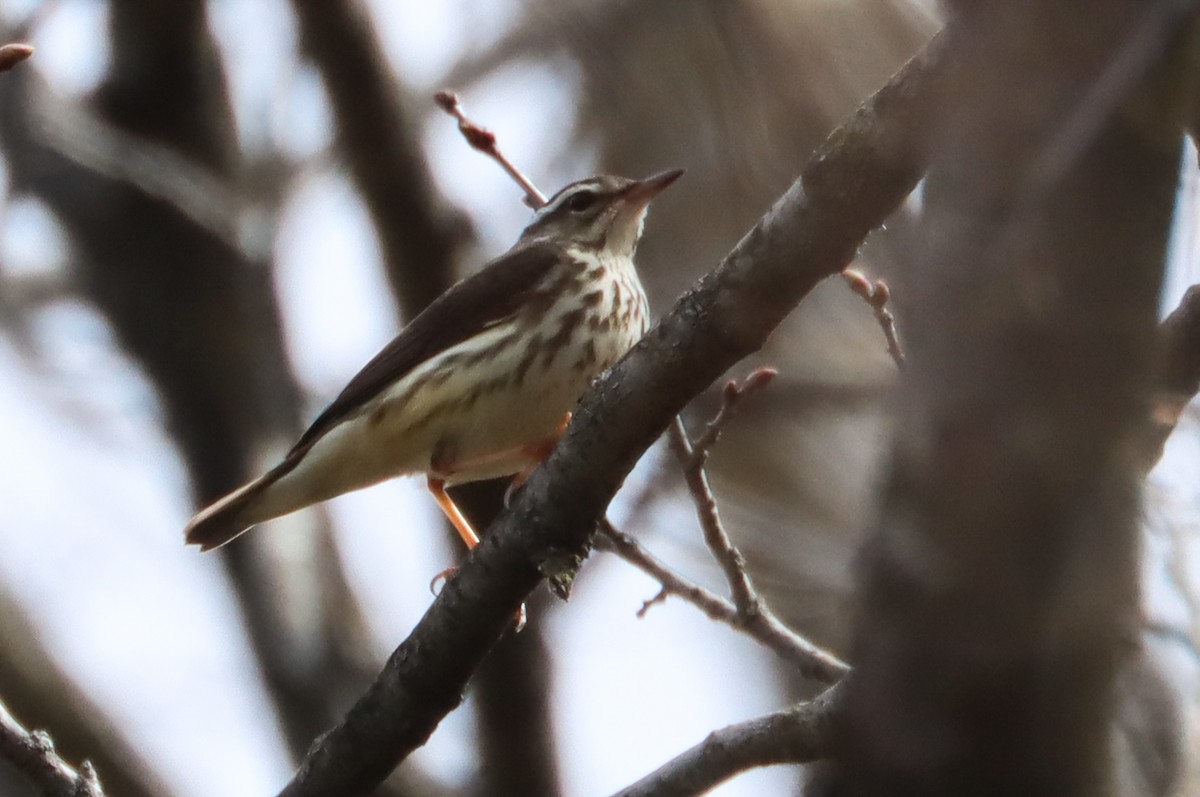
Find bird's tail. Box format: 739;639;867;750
183;473;279;551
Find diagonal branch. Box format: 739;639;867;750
0;700;106;797
608;682;844;797
278;22;949;797
435;90;548;208
597;520;848;683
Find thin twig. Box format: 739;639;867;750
598;519;848;684
0;700;106;797
434;90;548;208
670;416;757;614
843;268;905;369
669;369;776;616
637;586;669;619
649;370;850;684
687;367;777;467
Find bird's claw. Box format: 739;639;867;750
503;479;523;508
430;566;526;632
429;566;457;595
513;603;528;633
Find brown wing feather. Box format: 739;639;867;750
184;241;563;550
289;241;562;455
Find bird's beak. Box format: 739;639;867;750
620;169;684;209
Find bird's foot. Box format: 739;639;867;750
503;477;525;508
429;566;527;633
429;566;457;595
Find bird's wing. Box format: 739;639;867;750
288;241;563;458
183;241;564;551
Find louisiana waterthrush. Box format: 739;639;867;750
184;169;682;552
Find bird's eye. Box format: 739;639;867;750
565;190;598;213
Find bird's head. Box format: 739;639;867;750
518;169;683;259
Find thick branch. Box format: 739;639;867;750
610;683;843;797
278;24;948;797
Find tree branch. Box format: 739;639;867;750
278;22;949;797
599;368;850;683
842;268;905;369
0;700;106;797
597;520;848;683
0;586;171;797
669;369;775;616
19;82;245;254
610;683;844;797
435;90;548;208
1145;283;1200;466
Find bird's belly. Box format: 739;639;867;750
270;273;647;505
399;284;646;483
432;373;588;484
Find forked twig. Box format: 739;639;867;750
434;90;548;208
597;519;848;683
598;367;848;683
687;367;777;468
670;368;777;615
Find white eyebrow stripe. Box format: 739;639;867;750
531;179;605;222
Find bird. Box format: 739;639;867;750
184;169;682;554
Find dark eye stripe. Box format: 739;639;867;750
538;181;604;218
565;190;598;212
